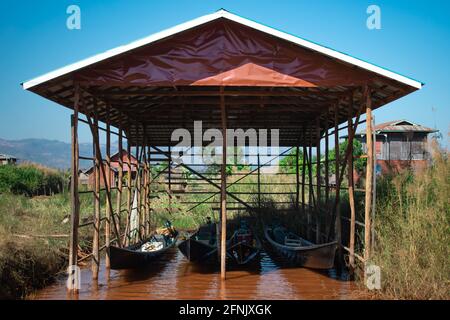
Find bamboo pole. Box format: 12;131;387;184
92;113;101;280
220;89;227;281
69;84;80;275
348;94;356;271
301;136;306;218
316;117;321;243
295;146;300;210
334;102;343;272
325;110;330;226
307;142;312;240
257;153;261;210
125;143;132;246
364;86;373;263
105;107;111;268
135;144;142;241
143;143;149;237
115;128;123;241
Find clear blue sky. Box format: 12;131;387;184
0;0;448;144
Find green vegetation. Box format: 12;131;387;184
369;145;449;299
279;139;366;176
0;163;65;196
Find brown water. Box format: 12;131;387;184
32;248;358;300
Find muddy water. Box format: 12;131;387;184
33;249;357;300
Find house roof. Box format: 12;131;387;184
0;154;17;160
22;9;422;90
351;120;438;137
21;9;424;147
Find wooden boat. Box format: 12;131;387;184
109;223;178;269
264;226;337;269
178;222;221;263
227;222;262;265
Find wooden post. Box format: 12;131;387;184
301;128;307;234
295;145;300;210
348;94;356;271
143;143;150;237
220;89;227;280
135;144;142;241
325;110;330;224
146;146;151;234
125;143;132;246
364;86;373;263
257;153;261;210
115;128;123;241
316;117;321;243
308;128;313;240
68;85;80;276
105;107;111;268
92;113;101;280
334;102;343;272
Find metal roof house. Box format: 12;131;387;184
354;120;438;174
0;154;18;166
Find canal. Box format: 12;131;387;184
32;248;358;300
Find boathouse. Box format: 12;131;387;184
21;9;423;284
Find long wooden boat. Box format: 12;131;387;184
264;226;337;269
109;227;178;270
177;225;222;263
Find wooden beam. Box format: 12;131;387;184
220;89;227;281
334;102;343;272
316;117;321;243
364;85;374;263
295;146;300;210
91;112;100;280
68;84;80;285
115;127;123;243
348;93;356;272
105;106;111;268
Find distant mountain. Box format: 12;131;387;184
0;138;119;170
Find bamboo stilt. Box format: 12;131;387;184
92;113;100;280
316;117;321;244
364;86;373;263
295;145;299;210
125;143;132;246
348;93;356;271
220;89;227;281
68;84;80;275
105;107;111;268
115;128;123;241
334;102;343;272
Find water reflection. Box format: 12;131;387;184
33;248;357;300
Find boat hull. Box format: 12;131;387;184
264;228;337;269
109;236;177;269
177;238;218;263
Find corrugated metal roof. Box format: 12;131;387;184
374;120;437;133
22;9;423;90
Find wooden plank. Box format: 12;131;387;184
220;89;227;281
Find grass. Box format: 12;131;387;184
368;145;450;299
0;146;448;299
